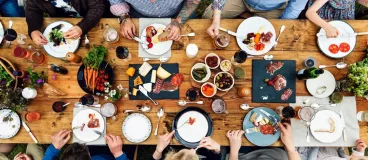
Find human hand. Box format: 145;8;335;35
120;18;136;40
226;130;244;153
356;139;367;152
105;134;124;158
198;137;221;153
31;30;48;45
14;153;32;160
207;20;220;38
64;26;83;39
166;20;181;41
280;123;295;152
325;26;339;38
156;131;175;153
51;130;71;150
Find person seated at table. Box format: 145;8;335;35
224;123;301;160
108;0;226;41
25;0;106;46
153;130;221;160
43;130;130;160
0;0;25;17
0;143;44;160
297;139;367;160
306;0;368;38
204;0;309;38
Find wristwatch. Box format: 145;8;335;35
118;14;130;24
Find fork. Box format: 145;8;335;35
175;121;189;131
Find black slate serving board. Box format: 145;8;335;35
252;60;296;103
129;63;179;100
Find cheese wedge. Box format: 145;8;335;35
143;83;152;92
132;88;138;96
139;62;152;77
151;70;157;83
134;76;143;86
157;66;171;80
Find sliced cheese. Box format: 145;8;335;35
139;62;152;77
134;76;143;86
157;66;171;80
255;115;263;123
151;70;157;83
264;118;270;124
143;83;152;92
132;88;138;96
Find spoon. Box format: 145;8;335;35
142;56;169;62
306;122;311;143
123;105;152;113
273;25;286;48
154;107;164;136
181;33;195;37
177;100;203;106
240;104;254;111
319;62;347;69
315;86;327;95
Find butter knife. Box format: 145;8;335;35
219;27;245;40
339;111;347;142
260;109;278;126
132;36;149;45
93;130;105;137
138;85;159;105
22;121;38;143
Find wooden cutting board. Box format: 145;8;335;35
252;60;296;103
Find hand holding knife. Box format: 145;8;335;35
22;121;38;143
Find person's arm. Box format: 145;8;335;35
280;0;308;19
306;0;339;38
153;131;175;160
25;0;43;37
76;0;105;35
109;0;130;16
42;145;60;160
175;0;201;24
280;123;301;160
115;153;129;160
207;0;226;38
226;130;244;160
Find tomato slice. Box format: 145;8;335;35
339;42;350;53
328;44;339;54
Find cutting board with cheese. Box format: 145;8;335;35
128;63;180;100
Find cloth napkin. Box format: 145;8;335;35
72;107;106;145
138;18;171;59
289;96;359;147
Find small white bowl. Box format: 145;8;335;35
214;72;235;91
205;53;220;69
191;63;211;83
201;82;217;98
220;60;232;72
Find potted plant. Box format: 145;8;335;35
21;68;46;99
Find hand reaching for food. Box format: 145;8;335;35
120;18;136;40
324;26;339;38
31;30;48;45
198;137;221;153
226;130;244;153
156;131;175;153
51;130;71;150
280;123;295;152
166;20;181;41
64;26;82;39
356;139;367;152
207;20;220;38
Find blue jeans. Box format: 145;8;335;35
0;0;24;17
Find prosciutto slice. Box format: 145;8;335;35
266;61;284;75
272;74;287;91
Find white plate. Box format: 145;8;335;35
0;21;4;44
177;111;209;143
191;63;211;83
122;113;151;143
236;17;276;56
317;21;356;59
72;109;105;142
306;70;336;98
0;109;21;139
43;21;80;58
141;23;173;56
310;110;343;143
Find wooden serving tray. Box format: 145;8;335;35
190;55;235;97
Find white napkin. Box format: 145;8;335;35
72;107;106;145
138;18;171;59
289;96;359;147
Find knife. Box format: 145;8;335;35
93;130;105;136
219;27;245;39
260;109;279;126
138;85;159;105
339;111;347;142
132;36;149;45
22;121;38;143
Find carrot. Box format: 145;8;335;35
92;69;97;93
87;67;93;88
84;67;88;87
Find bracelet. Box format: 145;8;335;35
118;14;130;24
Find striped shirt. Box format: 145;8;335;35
109;0;226;17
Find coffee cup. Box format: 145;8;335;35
211;99;229;114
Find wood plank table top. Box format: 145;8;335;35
0;17;367;146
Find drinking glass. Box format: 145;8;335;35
101;103;117;118
211;99;229;114
52;101;66;112
213;32;230;49
29;49;46;65
116;46;131;62
80;94;99;105
357;111;368;122
330;92;344;104
14;46;30;58
4;28;17;47
186;88;199;101
231;50;247;66
297;106;315;122
103;24;119;43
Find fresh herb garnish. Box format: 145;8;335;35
83;45;107;69
0;66;14;87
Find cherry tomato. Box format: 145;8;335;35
148;43;153;49
146;37;152;43
104;75;108;79
339;42;350;52
328;44;339;54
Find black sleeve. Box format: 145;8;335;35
25;0;44;38
77;0;105;35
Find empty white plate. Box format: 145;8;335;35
122;113;151;143
177;111;209;143
306;70;336;98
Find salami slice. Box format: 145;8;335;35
281;88;293;101
153;78;164;94
171;73;184;87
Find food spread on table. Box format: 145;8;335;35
145;25;169;49
242;27;274;51
49;24;66;47
214;72;234;91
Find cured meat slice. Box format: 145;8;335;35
146;26;157;38
87;114;100;128
171;73;184;87
272;74;287;91
260;124;275;135
261;31;273;43
161;82;178;91
153;78;164;94
266;61;284;75
281;88;293;101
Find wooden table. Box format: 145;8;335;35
0;17;367;146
